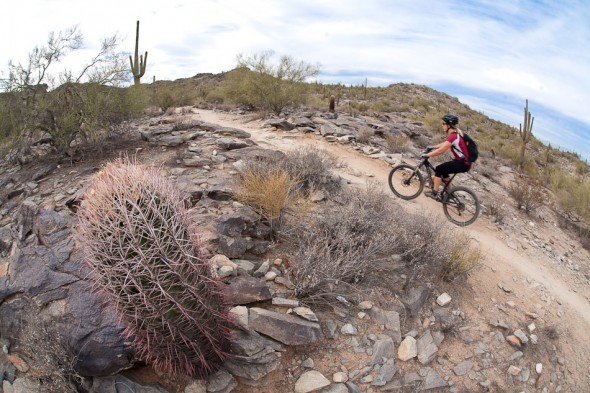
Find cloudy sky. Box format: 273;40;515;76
2;0;589;160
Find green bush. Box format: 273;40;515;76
225;51;320;115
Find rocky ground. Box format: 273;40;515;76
1;106;589;393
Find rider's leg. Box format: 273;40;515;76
433;176;442;192
442;177;451;190
434;162;454;192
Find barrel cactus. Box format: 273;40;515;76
76;158;232;378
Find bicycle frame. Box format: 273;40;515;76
414;157;456;195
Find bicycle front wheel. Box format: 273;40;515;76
443;186;480;226
388;164;424;200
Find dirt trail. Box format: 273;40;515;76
193;109;590;385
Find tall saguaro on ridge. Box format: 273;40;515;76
518;99;534;169
129;20;148;85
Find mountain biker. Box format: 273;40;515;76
422;114;471;200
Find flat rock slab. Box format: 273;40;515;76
249;307;323;345
223;276;272;305
295;370;330;393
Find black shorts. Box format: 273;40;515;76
435;160;471;178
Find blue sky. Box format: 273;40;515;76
1;0;589;160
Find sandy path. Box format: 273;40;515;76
194;109;590;385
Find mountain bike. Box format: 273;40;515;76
388;149;480;226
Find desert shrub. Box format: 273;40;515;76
442;239;481;281
236;160;301;232
0;83;144;154
12;302;81;392
280;146;340;195
385;133;410;153
548;168;590;222
284;183;401;299
77;158;232;378
226;51;320;115
356;126;374;144
507;174;546;215
410;97;432;112
283;184;471;299
485;200;507;224
150;83;198;111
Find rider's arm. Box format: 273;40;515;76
427;141;451;157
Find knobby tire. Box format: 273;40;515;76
443;186;480;226
388;164;424;200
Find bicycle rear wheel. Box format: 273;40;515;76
388;164;424;200
443;186;480;226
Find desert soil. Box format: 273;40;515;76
186;108;590;391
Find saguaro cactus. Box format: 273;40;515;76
518;99;534;169
129;20;148;85
77;158;232;377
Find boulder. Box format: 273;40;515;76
249;307;323;346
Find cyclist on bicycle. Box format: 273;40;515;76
422;114;471;200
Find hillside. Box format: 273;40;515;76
1;95;590;393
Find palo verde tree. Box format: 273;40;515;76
0;25;133;154
518;99;535;169
229;50;320;115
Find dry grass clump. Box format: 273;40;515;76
507;174;546;215
385;133;410;153
235;147;340;236
356;126;374;144
236;163;301;230
442;239;481;281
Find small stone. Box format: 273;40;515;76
218;265;234;278
264;271;277;281
514;329;529;344
511;351;524;361
293;307;319;322
333;371;348;383
301;358;314;368
437;293;452;306
341;323;358;335
358;301;373;310
507;365;521;376
398;336;417;361
272;298;299;308
506;335;522;348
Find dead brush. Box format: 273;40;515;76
356;126;374;144
385;133;410;153
441;238;481;281
486;200;506;224
280;146;340;195
13;302;81;393
507;174;546;214
283;183;401;299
